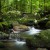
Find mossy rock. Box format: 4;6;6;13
37;18;49;29
25;29;50;48
46;21;50;28
31;29;50;47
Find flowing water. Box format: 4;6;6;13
0;27;41;50
25;27;41;35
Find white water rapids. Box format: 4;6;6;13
12;27;41;45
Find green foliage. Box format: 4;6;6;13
17;17;34;25
0;23;3;31
0;0;50;48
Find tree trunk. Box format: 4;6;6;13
0;0;2;18
0;0;1;16
30;0;32;14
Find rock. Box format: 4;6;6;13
46;21;50;29
13;25;29;32
37;18;49;29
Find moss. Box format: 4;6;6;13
24;29;50;47
32;29;50;47
2;22;8;25
0;23;3;31
17;18;34;26
46;21;50;28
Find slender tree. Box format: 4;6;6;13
30;0;32;14
0;0;2;17
44;0;45;10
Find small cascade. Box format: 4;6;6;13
9;26;41;45
26;27;41;35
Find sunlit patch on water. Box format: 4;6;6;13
26;27;41;35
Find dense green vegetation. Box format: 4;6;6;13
0;0;50;50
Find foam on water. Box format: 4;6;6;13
26;27;41;35
15;40;26;45
12;27;41;45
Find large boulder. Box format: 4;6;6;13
31;29;50;48
13;25;29;32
